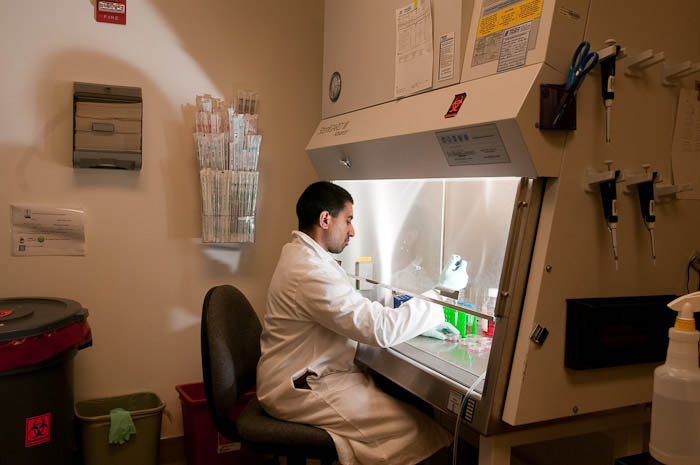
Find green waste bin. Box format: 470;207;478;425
75;392;165;465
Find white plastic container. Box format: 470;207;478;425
480;288;498;334
483;288;498;315
649;291;700;465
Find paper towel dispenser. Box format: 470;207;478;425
73;82;142;170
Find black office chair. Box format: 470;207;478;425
201;284;338;465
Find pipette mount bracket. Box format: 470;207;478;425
662;61;700;87
620;164;661;194
625;49;665;78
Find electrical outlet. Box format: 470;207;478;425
691;250;700;273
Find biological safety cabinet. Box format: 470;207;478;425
308;0;700;461
322;0;474;118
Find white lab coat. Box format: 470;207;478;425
257;231;452;465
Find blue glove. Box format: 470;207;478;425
437;254;469;291
421;322;460;340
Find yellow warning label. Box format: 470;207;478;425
477;0;543;38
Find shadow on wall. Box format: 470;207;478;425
150;0;240;96
36;1;324;312
6;66;139;192
146;0;328;282
146;0;326;280
148;0;313;97
26;49;248;279
5;0;323;299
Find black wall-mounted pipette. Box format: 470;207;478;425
600;170;621;269
598;40;622;143
637;171;658;264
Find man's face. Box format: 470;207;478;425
325;201;355;254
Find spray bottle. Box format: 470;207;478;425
649;291;700;465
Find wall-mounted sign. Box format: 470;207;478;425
96;0;126;25
11;205;86;256
436;123;510;166
445;93;467;118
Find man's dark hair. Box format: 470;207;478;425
296;181;353;233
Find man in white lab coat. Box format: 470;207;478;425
257;181;461;465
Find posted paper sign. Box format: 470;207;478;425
497;21;532;72
395;0;434;98
671;88;700;153
11;205;86;256
670;89;700;199
472;0;542;67
438;32;455;81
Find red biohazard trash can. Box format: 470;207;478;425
0;297;92;465
176;382;263;465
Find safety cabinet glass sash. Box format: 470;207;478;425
334;177;521;382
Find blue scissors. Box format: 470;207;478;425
565;41;599;92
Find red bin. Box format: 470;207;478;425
175;382;262;465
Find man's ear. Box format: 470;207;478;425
319;211;331;230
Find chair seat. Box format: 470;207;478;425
236;397;337;460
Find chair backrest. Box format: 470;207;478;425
201;285;262;432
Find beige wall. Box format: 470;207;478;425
0;0;323;437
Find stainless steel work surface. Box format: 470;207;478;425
389;334;490;393
355;341;486;425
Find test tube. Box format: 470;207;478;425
443;307;455;326
456;309;468;338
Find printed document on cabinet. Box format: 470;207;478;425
671;88;700;200
395;0;433;98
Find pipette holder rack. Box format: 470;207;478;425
584;164;618;192
662;61;700;86
588;39;627;74
624;49;665;77
619;166;661;194
655;183;693;200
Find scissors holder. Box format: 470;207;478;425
539;84;576;130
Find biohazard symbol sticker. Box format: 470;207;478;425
445;92;467;118
25;413;51;447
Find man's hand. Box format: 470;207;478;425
421;322;460;340
437;254;468;291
